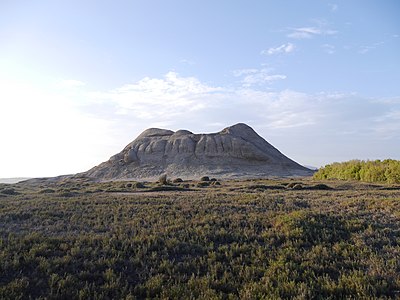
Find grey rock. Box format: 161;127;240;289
81;123;314;180
123;148;137;163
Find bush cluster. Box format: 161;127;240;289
314;159;400;183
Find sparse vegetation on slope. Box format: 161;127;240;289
314;159;400;184
0;179;399;298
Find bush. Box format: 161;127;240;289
173;178;183;183
287;182;303;189
58;191;78;197
1;188;19;195
39;188;56;194
133;182;145;189
158;174;168;185
149;186;184;192
309;184;332;190
200;176;210;182
247;184;285;190
292;184;303;190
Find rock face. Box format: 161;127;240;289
81;123;313;180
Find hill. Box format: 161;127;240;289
80;123;313;181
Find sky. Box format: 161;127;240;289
0;0;399;177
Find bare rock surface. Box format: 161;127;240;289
79;123;314;180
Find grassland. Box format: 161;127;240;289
1;177;400;299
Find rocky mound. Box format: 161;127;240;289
79;123;313;180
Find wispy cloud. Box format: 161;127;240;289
372;109;400;139
329;3;338;12
232;69;259;77
85;72;398;139
233;68;286;87
358;41;385;54
322;44;335;54
262;43;295;55
88;75;319;131
180;58;196;65
98;71;223;120
288;26;337;39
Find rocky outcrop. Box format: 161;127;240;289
80;123;313;180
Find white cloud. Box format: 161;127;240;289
180;58;196;65
372;109;400;139
373;97;400;105
288;26;337;39
233;68;286;87
329;3;338;12
232;69;259;77
85;72;396;138
83;73;320;133
322;44;335;54
100;71;223;120
262;43;295;55
359;47;371;54
358;41;385;54
242;73;286;87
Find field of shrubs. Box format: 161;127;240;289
1;177;400;299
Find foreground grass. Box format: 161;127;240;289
0;179;400;299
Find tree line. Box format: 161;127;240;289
314;159;400;183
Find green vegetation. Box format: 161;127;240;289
314;159;400;184
0;179;400;298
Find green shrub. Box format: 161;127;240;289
314;159;400;183
309;184;332;190
197;182;209;187
287;182;303;189
133;182;145;189
39;188;56;194
1;188;19;195
149;185;184;192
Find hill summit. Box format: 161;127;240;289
80;123;313;180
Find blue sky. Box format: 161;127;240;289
0;0;399;177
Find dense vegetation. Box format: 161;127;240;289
0;178;400;299
314;159;400;184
